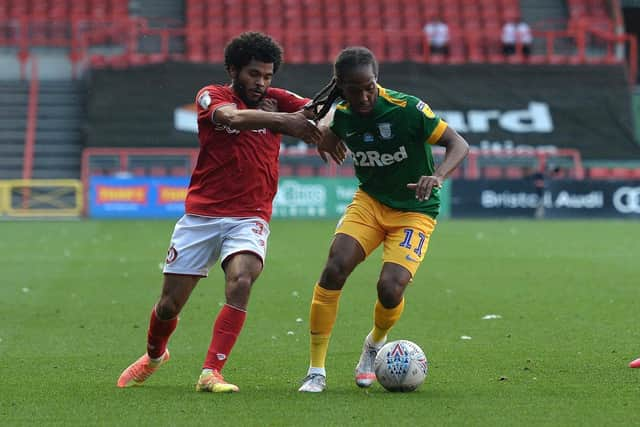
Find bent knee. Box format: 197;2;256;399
321;259;353;288
377;279;406;308
156;298;181;319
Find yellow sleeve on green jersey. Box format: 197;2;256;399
409;97;447;145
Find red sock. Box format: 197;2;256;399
203;304;247;371
147;306;178;359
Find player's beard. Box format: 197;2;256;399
233;82;265;108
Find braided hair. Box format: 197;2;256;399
307;47;379;120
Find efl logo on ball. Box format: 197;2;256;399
374;340;428;392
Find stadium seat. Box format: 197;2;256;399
610;167;632;180
8;1;28;19
296;165;315;177
505;166;525;179
365;33;386;61
385;33;407;62
279;164;294;177
307;39;326;64
588;167;611;180
337;167;355;177
629;168;640;179
282;34;305;63
89;54;108;68
448;167;462;179
483;166;503;179
2;0;618;67
317;165;333;177
150;166;167;176
132;167;146;177
169;166;188;176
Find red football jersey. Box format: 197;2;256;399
185;84;310;221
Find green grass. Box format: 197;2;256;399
1;219;640;426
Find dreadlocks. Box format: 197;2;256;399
307;47;379;120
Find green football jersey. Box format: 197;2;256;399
330;85;447;218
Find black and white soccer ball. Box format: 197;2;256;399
374;340;428;392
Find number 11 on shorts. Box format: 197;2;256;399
399;228;426;257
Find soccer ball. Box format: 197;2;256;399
374;340;428;392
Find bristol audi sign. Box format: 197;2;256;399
612;186;640;214
451;180;640;218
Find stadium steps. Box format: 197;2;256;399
0;81;28;179
519;0;571;54
32;81;86;179
131;0;184;25
520;0;568;26
129;0;185;54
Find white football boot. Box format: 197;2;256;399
298;373;327;392
355;334;386;388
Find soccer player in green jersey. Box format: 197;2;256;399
298;47;469;392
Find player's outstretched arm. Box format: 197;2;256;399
309;104;346;164
213;105;322;145
407;126;469;201
317;126;347;164
434;126;469;179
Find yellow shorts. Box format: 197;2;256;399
336;189;437;277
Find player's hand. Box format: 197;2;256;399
317;136;347;165
258;97;278;112
301;105;318;120
283;111;322;145
407;175;444;201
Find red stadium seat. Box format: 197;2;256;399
150;166;167;177
169;166;188;176
132;167;146;177
365;33;386;61
588;167;611;180
317;165;333;177
629;168;640;179
385;33;407;62
337;167;355;177
307;38;326;64
483;166;503;179
610;167;632;180
296;165;315;177
505;166;525;179
282;34;305;63
279;164;294;177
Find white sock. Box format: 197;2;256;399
201;368;213;375
308;367;326;377
366;332;386;348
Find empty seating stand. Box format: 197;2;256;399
0;0;129;22
588;166;640;180
182;0;547;64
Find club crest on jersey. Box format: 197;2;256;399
377;123;393;140
363;132;375;143
416;100;436;119
198;91;211;109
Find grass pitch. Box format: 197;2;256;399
1;219;639;426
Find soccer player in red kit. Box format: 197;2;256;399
117;32;321;392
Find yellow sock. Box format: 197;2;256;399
309;283;341;369
370;298;405;343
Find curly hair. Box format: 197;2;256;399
224;32;283;74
